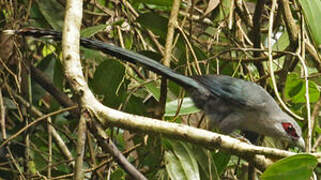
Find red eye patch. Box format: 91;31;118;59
282;122;298;138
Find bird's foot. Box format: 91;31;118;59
230;133;252;145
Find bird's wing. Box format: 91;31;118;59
193;75;272;109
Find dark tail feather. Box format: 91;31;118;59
12;28;205;92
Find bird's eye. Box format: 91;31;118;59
282;122;298;138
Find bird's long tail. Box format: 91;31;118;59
4;28;207;92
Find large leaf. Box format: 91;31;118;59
172;141;200;180
298;0;321;49
165;97;200;116
211;150;231;175
90;59;126;108
164;151;187;180
284;73;320;103
37;0;64;30
261;154;317;180
81;24;108;38
273;31;289;51
136;13;168;40
165;140;200;180
91;59;125;95
191;146;221;180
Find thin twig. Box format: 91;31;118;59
0;106;77;149
311;98;321;151
47;117;52;178
299;19;311;152
88;121;147;180
74;113;87;179
158;0;182;119
267;0;303;121
280;0;298;46
250;0;266;78
8;87;75;165
177;25;202;75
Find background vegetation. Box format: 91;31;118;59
0;0;320;179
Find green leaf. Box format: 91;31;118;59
90;59;127;108
32;55;57;102
261;154;317;180
135;0;173;6
165;97;200;116
191;146;220;180
298;0;321;49
165;140;200;180
124;33;134;50
110;168;126;179
81;47;106;63
37;0;64;30
136;13;168;40
164;151;187;180
212;150;231;175
53;58;64;91
273;31;289;51
42;44;56;57
284;73;320;103
214;0;231;22
81;24;108;38
28;161;37;175
90;59;125;95
177;142;200;180
307;81;320;103
125;95;147;115
143;80;161;101
134;51;163;101
3;97;17;109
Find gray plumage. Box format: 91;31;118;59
191;75;304;149
7;28;305;149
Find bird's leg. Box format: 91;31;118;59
230;132;253;145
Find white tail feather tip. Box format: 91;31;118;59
2;30;16;35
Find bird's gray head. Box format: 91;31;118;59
271;112;305;150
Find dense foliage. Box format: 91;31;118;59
0;0;320;179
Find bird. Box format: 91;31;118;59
3;28;305;149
